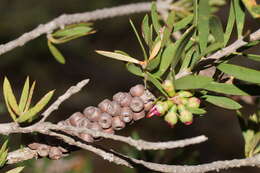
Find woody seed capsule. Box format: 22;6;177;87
119;107;133;123
98;113;113;129
112;116;126;130
79;133;94;143
49;147;63;160
37;144;51;157
113;92;132;107
88;122;102;132
83;106;101;122
133;110;145;121
130;97;144;112
69;112;85;126
78;118;91;128
130;84;145;97
103;127;115;134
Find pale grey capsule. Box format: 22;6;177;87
133;110;145;121
37;144;50;157
119;107;133;123
69;112;85;126
130;84;145;97
140;89;156;104
103;127;115;134
98;113;113;129
112;116;126;130
130;97;144;112
113;92;132;107
78;118;91;128
83;106;101;122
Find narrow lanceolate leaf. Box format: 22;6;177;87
3;77;20;116
175;75;213;90
149;40;161;60
52;23;93;37
24;81;36;112
154;26;195;77
173;15;193;32
129;19;148;60
224;1;235;46
141;15;152;48
209;15;224;45
96;50;140;64
0;150;8;167
203;82;248;95
249;132;260;156
18;90;55;123
126;63;144;77
242;0;260;18
18;77;30;112
0;140;8;156
204;95;242;110
217;63;260;84
233;0;245;38
6;167;25;173
243;53;260;62
161;11;175;47
3;89;16;121
151;2;162;34
198;0;210;52
243;130;255;157
186;107;206;114
146;50;162;71
146;72;168;97
47;41;66;64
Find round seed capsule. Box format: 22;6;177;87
140;90;156;104
78;118;91;128
88;122;102;132
113;92;132;107
79;133;94;143
49;147;63;160
130;97;144;112
37;144;50;157
130;84;145;97
103;127;115;134
57;120;70;126
112;116;126;130
98;113;113;129
69;112;85;127
83;106;101;122
133;110;145;121
119;107;133;123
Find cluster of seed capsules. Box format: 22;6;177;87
28;84;156;159
147;80;201;127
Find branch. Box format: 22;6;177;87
39;79;89;122
0;1;182;56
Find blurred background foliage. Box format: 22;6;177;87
0;0;260;172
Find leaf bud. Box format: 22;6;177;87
144;101;154;111
162;80;175;97
69;112;85;127
98;113;113;129
119;107;133;123
179;110;193;125
164;112;178;127
168;104;177;113
177;104;186;113
112;116;126;130
130;84;145;97
180;97;189;105
130;97;144;112
133;110;145;121
49;147;63;160
187;97;201;108
177;91;193;98
83;106;101;122
146;101;168;118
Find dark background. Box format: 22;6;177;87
0;0;260;173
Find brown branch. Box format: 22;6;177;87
39;79;90;122
0;1;184;56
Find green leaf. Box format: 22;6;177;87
186;107;206;114
96;50;140;64
173;15;193;32
52;23;93;37
149;40;161;60
242;0;260;18
47;41;66;64
146;72;168;97
161;11;175;47
198;0;210;52
24;81;35;112
243;53;260;62
18;90;55;123
0;150;8;167
0;140;8;156
154;26;195;77
129;19;148;60
209;15;224;45
126;63;144;77
175;75;213;90
217;63;260;84
224;1;235;46
151;2;162;34
141;15;152;48
204;95;242;109
6;167;25;173
18;77;30;112
146;50;162;71
3;77;21;116
250;132;260;156
203;82;248;95
180;48;195;71
243;129;255;157
233;0;245;38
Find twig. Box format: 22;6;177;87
0;1;183;56
39;79;89;122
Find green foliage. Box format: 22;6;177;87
6;167;24;173
3;77;54;123
0;139;8;168
203;95;242;110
